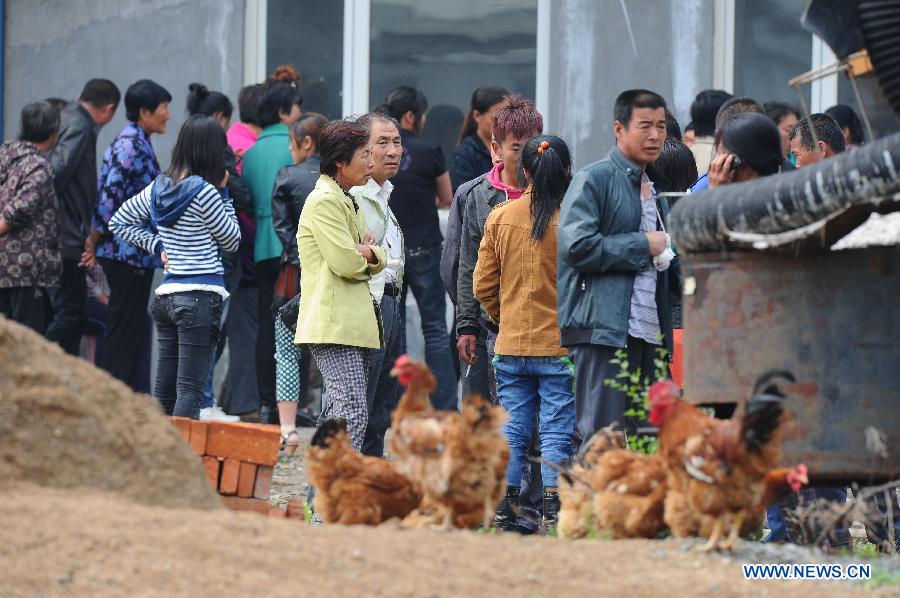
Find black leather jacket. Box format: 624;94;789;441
49;103;99;260
224;145;251;213
272;155;320;265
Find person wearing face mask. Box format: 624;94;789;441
557;89;679;444
89;79;172;393
295;118;386;453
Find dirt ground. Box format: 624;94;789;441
2;316;897;597
6;482;895;598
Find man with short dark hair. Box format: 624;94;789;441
558;89;678;442
352;112;405;457
0;102;62;333
45;79;120;354
788;113;846;168
688;89;732;173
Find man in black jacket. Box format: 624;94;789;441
46;79;120;355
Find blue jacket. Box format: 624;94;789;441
451;134;493;194
557;146;678;353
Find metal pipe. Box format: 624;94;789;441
669;131;900;253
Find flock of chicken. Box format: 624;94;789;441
305;356;809;552
306;355;509;529
557;375;808;551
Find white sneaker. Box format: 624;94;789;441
199;405;240;422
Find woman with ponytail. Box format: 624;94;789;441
451;85;508;192
473;135;574;531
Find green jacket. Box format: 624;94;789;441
557;146;678;354
294;175;387;349
242;123;292;262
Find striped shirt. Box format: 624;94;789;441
627;174;661;345
109;179;240;296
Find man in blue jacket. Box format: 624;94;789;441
557;89;679;443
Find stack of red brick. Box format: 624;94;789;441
170;418;279;515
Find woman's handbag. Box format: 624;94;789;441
272;262;300;310
278;291;301;335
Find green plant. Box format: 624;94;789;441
602;344;670;455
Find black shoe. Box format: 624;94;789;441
296;409;317;428
494;486;521;531
542;490;561;528
258;405;278;425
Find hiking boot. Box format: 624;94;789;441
494;486;521;531
542;490;561;528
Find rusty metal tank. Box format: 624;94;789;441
678;247;899;484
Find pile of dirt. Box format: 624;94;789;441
0;316;219;509
5;483;888;597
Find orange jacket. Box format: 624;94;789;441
473;190;566;357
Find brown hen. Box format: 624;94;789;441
306;418;421;525
651;371;794;551
389;355;509;529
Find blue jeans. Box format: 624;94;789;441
363;291;402;457
493;355;576;488
400;243;457;411
151;291;223;418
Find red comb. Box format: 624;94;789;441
393;354;411;369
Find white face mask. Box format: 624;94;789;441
653;233;675;272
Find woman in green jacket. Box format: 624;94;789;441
241;78;302;422
296;118;386;452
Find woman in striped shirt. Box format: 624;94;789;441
110;115;240;418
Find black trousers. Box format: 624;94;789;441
0;286;48;334
45;258;87;355
569;337;658;444
97;258;154;393
256;258;280;415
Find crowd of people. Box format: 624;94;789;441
1;67;882;537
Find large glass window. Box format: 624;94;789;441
267;0;344;119
734;0;811;106
369;0;537;171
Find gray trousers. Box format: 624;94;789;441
569;337;658;444
362;293;402;457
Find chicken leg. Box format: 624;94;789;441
693;516;725;552
718;510;745;551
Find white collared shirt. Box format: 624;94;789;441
351;179;405;299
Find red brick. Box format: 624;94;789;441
253;465;273;500
219;459;241;495
202;456;221;488
287;498;306;521
237;462;258;498
205;422;280;466
170;417;192;444
189;420;210;455
269;504;287;518
220;496;269;515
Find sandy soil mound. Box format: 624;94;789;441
0;316;219;509
4;483;885;598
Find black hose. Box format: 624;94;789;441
668;131;900;253
859;0;900;119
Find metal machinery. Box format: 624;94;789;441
668;0;900;484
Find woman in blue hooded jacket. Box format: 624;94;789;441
110;115;240;418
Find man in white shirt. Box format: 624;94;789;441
352;112;404;457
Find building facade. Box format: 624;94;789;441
4;0;896;169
